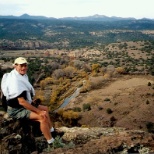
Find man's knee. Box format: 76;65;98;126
39;115;48;123
44;106;49;112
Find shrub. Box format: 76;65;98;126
73;107;82;112
35;90;45;102
146;100;150;104
44;136;75;152
40;77;53;90
106;108;113;114
64;66;76;79
83;103;91;111
98;106;103;110
40;80;46;90
90;77;104;89
62;110;80;125
104;98;110;101
116;67;125;74
110;116;117;127
80;76;104;93
62;110;78;119
110;116;116;122
80;80;91;93
103;73;111;79
146;93;151;96
44;77;53;84
146;122;154;133
52;69;65;79
91;63;101;73
50;90;59;104
148;82;152;86
52;136;66;148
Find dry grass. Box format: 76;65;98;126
65;74;154;132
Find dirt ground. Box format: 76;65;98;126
67;75;154;132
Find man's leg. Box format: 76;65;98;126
38;105;53;130
29;111;53;142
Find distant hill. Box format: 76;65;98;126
0;14;152;21
0;13;56;20
59;14;136;21
0;14;154;50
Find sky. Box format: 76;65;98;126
0;0;154;19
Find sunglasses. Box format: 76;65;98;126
16;63;28;67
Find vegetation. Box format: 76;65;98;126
83;103;91;111
73;107;82;112
0;18;154;132
57;109;81;126
0;18;154;50
1;45;154;111
43;136;75;152
104;98;111;101
106;108;113;114
146;122;154;133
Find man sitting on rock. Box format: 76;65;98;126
1;57;55;145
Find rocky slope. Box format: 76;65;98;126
0;111;154;154
0;40;53;50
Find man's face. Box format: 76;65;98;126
15;63;28;75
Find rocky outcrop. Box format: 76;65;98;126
0;112;45;154
0;39;70;50
0;40;53;50
51;127;154;154
0;112;154;154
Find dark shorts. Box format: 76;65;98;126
7;106;31;119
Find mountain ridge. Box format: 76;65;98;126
0;13;153;21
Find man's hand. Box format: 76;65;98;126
38;110;47;119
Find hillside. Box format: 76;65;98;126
0;16;154;153
0;17;154;50
1;74;154;153
63;75;154;133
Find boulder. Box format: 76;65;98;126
0;115;46;154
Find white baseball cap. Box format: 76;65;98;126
13;57;28;65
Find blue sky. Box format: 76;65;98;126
0;0;153;19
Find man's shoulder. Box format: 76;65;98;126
2;72;9;80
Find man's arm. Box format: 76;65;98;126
18;97;41;114
17;91;47;118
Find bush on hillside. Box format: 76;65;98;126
104;98;111;102
80;76;104;93
116;67;126;74
73;107;82;112
62;110;81;126
91;63;101;73
106;108;113;114
146;122;154;133
148;82;151;86
40;77;53;90
83;103;91;111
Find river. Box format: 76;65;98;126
54;88;80;112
